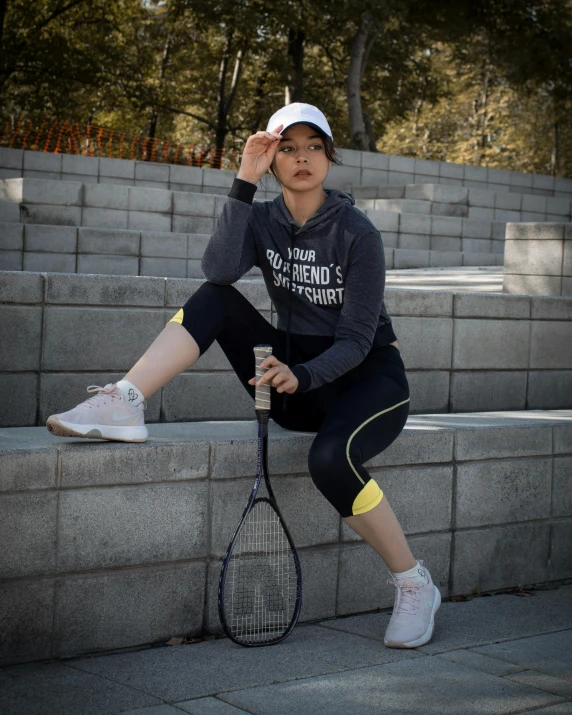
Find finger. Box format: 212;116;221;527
258;366;281;386
260;356;279;369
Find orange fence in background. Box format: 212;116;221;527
0;119;241;170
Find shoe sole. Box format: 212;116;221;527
46;417;148;443
384;585;441;649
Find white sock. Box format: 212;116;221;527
116;379;144;407
391;560;428;584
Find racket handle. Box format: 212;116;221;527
254;344;272;413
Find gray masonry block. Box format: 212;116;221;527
529;320;572;369
0;250;22;270
504;240;564;276
0;491;58;578
297;547;338;623
452;523;549;595
77;227;140;256
22;151;62;173
0;148;24;170
172;192;216;217
57;482;208;571
0;200;20;222
456;457;552;528
521;211;547;222
549;520;572;580
564;241;572;277
0;222;23;250
23;252;75;273
187;260;204;278
0;168;20;179
0;373;38;426
462;219;492;238
20;204;82;226
464;165;487;182
140;257;187;278
361;169;389;185
399;233;430;250
23;170;61;181
325;166;361;187
510;171;533;189
491;221;506;239
380;231;398;248
361;153;389;170
54;562;206;658
0;270;44;303
388;155;415;173
453;319;529;369
488;168;512;185
25;224;77;252
202;167;235;188
468;188;496;208
454;292;529;319
399;213;431;235
503;273;562;296
129;186;172;214
521;194;547;213
62;154;99;176
172;215;214;234
451;372;527;412
0;442;57;492
404;371;449;413
495;192;522;211
363;211;399;232
440;162;464;179
128;210;171;233
42;306;165;370
469;207;495;221
495;209;521;222
531;295;572;320
506;222;565;240
134;161;170;182
462;238;491;254
168;164;204;186
430;236;461;252
162;372;255;421
533;173;555;191
21;178;82;206
46;273;165;306
390;316;453;369
62;173;97;184
429;251;463;267
99;157;136;179
83;183;129;210
165;277;270;311
393;249;430;268
0;580;54;665
141;231;187;258
414;158;440;176
77;254;138;276
0;305;42;371
553;456;572;518
187;234;212;260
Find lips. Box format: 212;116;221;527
294;171;311;176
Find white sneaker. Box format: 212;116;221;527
46;384;148;442
383;559;441;648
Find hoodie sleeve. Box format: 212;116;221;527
290;231;387;392
201;178;259;284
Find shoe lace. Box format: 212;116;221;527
386;578;422;616
83;384;123;409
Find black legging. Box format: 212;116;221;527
169;282;410;518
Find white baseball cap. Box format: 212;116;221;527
266;103;333;141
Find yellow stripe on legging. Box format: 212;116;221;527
346;397;411;487
352;478;384;515
168;308;184;325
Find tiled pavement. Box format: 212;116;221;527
1;583;571;715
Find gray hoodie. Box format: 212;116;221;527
201;177;397;393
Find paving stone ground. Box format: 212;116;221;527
1;583;570;715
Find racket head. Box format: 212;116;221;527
218;495;302;646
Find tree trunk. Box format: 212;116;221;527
287;27;305;103
214;32;247;168
347;11;381;151
551;119;559;176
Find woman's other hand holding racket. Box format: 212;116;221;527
248;355;299;394
237;124;284;185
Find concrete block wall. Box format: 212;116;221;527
504;223;572;296
1;147;571;198
1;271;571;427
0;411;570;664
352;184;572;224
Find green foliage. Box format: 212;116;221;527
1;0;571;176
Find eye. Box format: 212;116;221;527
279;144;323;152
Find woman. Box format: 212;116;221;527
46;102;441;649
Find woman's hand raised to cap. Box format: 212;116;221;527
236;124;284;186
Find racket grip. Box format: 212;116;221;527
254;344;272;412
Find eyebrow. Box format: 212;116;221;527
279;134;323;142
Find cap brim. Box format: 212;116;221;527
279;121;331;139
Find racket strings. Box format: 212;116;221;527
225;500;297;644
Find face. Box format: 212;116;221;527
271;123;332;190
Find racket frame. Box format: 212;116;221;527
217;344;303;647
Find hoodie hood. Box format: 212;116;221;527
272;188;355;234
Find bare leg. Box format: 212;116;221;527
343;495;417;573
122;323;200;399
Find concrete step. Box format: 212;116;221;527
2;146;571;199
1;409;571;663
351;183;572;223
0;221;503;274
1;270;570;427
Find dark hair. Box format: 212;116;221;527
267;124;342;182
